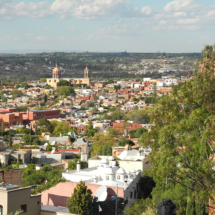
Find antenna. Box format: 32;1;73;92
94;185;107;202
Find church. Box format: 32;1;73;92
46;64;91;88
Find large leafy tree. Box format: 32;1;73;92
36;118;53;134
141;45;215;212
89;133;115;157
67;181;94;215
58;86;75;97
86;121;97;138
57;80;69;86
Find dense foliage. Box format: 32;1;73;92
89;133;115;157
67;181;95;215
22;164;65;194
67;158;88;170
58;86;75;97
139;45;215;213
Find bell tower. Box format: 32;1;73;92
84;66;89;78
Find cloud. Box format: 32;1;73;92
141;6;152;15
72;0;129;20
26;33;33;37
177;18;199;24
173;12;187;17
43;28;50;31
164;0;196;12
184;25;200;31
36;36;47;41
67;27;75;31
159;20;167;25
207;10;215;18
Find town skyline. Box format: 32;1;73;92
0;0;215;52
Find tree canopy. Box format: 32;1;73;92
89;133;115;157
58;86;75;97
57;80;69;86
140;45;215;213
67;181;95;215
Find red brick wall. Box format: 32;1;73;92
0;170;24;187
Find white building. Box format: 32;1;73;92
62;158;141;200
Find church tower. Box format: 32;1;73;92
52;64;61;79
84;66;89;78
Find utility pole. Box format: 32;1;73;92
115;184;118;215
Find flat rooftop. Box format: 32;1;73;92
0;184;19;191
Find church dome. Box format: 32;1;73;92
53;64;61;73
116;168;126;175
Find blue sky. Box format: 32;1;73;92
0;0;215;53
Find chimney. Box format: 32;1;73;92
77;161;81;172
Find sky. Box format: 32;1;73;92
0;0;215;53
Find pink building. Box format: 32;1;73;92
40;182;124;207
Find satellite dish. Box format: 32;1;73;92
51;149;55;154
51;141;55;145
119;151;127;160
44;143;48;146
94;185;107;202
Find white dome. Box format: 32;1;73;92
130;169;136;173
126;170;131;175
104;167;114;175
116;168;126;175
100;158;109;164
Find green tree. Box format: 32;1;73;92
16;106;28;112
22;164;62;187
86;101;95;108
105;109;125;121
66;181;94;215
141;45;215;212
93;95;99;101
89;133;115;157
58;86;75;97
46;145;52;151
20;83;29;89
44;94;47;103
11;90;23;99
172;82;186;93
86;122;97;138
36;118;53;134
57;80;69;86
114;84;121;91
16;127;29;134
40;78;47;82
186;180;195;215
2;96;7;103
68;158;88;170
118;138;134;146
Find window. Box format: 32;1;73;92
0;205;3;215
49;80;51;82
130;192;132;199
54;80;56;82
106;176;109;180
117;175;120;179
20;204;27;213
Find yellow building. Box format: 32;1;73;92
46;65;90;88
